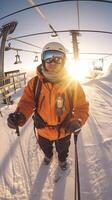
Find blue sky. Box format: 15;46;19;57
0;0;112;73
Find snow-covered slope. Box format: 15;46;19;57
0;72;112;200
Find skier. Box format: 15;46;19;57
7;42;89;170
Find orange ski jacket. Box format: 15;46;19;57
17;66;89;140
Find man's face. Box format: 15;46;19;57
42;50;65;72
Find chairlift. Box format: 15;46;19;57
14;50;22;64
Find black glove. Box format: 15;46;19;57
7;112;26;129
64;120;81;133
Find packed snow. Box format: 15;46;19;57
0;68;112;200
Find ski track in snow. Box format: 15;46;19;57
0;77;112;200
80;79;112;200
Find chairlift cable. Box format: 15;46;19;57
80;52;112;55
6;45;112;56
5;46;40;54
7;29;112;41
7;37;42;49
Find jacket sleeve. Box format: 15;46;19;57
72;81;89;126
16;77;35;124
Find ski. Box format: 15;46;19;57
54;164;71;183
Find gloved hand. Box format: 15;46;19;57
7;112;26;129
64;120;81;134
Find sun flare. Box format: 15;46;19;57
66;59;91;81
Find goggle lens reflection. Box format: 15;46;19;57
45;57;63;64
42;50;65;64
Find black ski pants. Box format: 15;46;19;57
38;135;71;162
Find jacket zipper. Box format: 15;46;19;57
45;83;53;122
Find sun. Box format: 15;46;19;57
65;59;91;81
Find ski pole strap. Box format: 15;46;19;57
0;110;3;117
33;77;42;111
15;125;20;136
74;135;78;143
74;135;81;200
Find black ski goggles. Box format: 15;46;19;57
42;50;65;64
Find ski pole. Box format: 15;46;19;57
74;134;81;200
0;110;3;117
15;125;32;189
